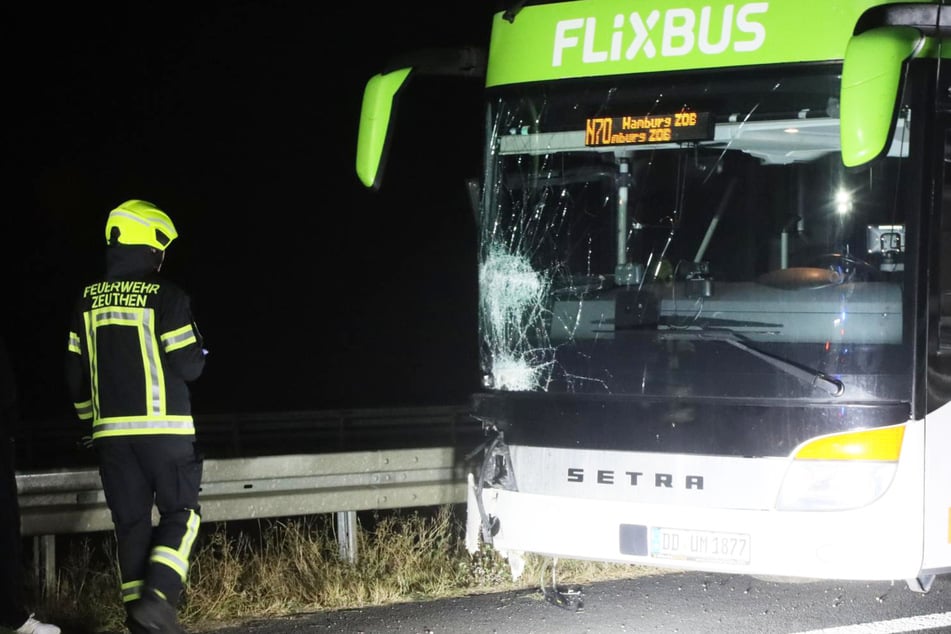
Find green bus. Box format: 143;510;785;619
357;0;951;593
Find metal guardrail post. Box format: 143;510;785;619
31;536;56;597
337;510;358;564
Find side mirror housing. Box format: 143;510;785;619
355;67;413;190
840;26;923;168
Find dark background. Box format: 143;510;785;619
1;3;493;424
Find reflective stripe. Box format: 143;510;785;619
85;306;166;419
111;209;149;228
161;324;197;352
67;331;81;354
151;547;187;580
92;416;194;439
150;509;201;582
94;428;194;439
121;579;144;603
180;508;201;571
74;400;93;421
141;308;163;415
110;208;175;237
83;311;98;421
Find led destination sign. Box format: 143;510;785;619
585;112;714;147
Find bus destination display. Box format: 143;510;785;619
585;112;714;147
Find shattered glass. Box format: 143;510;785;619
476;65;914;402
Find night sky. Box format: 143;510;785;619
1;3;492;423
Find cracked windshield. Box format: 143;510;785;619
478;66;912;402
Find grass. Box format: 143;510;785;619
24;504;667;633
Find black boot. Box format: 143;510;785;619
127;590;185;634
125;616;151;634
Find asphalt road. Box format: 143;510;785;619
192;571;951;634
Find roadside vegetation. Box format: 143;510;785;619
28;504;666;633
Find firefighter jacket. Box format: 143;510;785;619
66;246;205;440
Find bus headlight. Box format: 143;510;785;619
775;425;904;511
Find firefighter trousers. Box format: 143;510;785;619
96;436;203;610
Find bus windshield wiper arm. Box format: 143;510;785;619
660;330;845;396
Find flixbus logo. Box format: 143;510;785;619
552;2;769;67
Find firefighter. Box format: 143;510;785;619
66;200;206;634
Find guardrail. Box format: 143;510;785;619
14;404;487;592
17;446;476;592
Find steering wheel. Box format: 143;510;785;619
807;253;879;283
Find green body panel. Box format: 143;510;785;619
355;0;949;187
356;67;412;189
486;0;923;87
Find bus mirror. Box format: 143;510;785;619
840;26;922;168
355;47;486;191
356;67;413;190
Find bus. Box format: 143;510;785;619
356;0;951;593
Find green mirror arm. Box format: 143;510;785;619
855;3;951;37
355;48;486;191
382;47;486;78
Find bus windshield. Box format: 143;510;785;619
478;64;914;402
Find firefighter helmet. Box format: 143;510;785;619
105;199;178;250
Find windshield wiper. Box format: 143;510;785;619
659;330;845;396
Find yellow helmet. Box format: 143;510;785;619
105;199;178;250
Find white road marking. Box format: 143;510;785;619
793;611;951;633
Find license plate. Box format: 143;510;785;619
649;526;751;564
